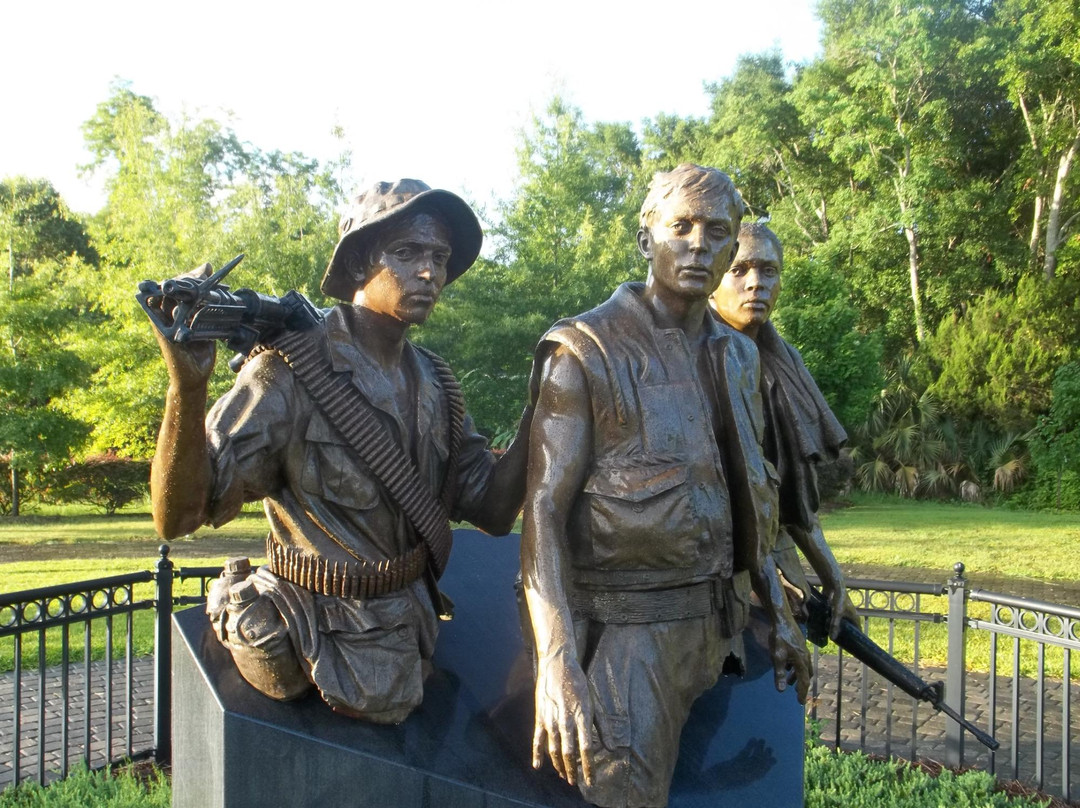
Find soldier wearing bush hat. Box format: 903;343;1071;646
149;177;531;723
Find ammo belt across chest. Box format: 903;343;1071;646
249;328;464;602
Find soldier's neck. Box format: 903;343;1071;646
642;284;708;339
346;305;409;369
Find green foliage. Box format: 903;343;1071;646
0;762;170;808
804;745;1049;807
43;452;151;515
56;81;344;458
418;98;644;437
928;275;1080;432
0;178;97;280
1021;362;1080;509
771;255;883;430
0;258;94;508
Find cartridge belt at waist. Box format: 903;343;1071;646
266;537;428;599
571;579;721;624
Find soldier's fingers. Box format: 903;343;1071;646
547;723;566;779
532;721;547;770
561;723;579;785
577;715;594;786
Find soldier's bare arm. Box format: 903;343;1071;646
521;346;595;786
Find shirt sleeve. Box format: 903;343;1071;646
449;413;497;523
204;351;299;527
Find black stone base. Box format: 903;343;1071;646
172;530;804;807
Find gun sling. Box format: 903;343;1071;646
249;329;464;602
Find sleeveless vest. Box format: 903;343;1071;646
539;283;778;592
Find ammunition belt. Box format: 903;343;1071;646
252;330;464;579
571;581;719;624
267;538;428;599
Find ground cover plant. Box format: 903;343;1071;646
0;748;1058;807
0;763;170;808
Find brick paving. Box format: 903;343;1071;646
0;657;154;790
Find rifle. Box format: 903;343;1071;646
805;585;999;751
136;254;323;369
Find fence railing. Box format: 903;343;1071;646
0;546;218;789
807;563;1080;801
2;549;1078;800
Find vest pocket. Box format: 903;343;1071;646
578;463;698;568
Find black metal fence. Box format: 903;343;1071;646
2;550;1078;800
807;563;1080;801
0;546;219;788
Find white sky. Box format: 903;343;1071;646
2;0;823;216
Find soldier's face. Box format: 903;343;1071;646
639;190;739;301
357;213;451;324
712;233;782;336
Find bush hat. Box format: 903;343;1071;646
321;179;483;301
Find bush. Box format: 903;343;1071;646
0;762;170;808
1014;362;1080;510
805;745;1050;807
43;452;150;515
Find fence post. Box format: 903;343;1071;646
154;544;174;765
945;561;968;767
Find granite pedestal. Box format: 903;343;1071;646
172;529;804;807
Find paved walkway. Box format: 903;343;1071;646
0;657;154;790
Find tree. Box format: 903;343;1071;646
418;99;644;437
0;258;93;514
0;178;97;514
1026;362;1080;509
927;275;1080;432
771;255;883;430
796;0;1021;348
997;0;1080;278
1;177;97;289
58;82;344;457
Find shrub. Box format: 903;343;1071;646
0;762;170;808
43;452;150;515
804;745;1050;807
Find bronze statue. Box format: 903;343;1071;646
147;179;530;723
521;165;810;808
709;222;856;638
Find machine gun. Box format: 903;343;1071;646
136;254;323;370
805;585;999;751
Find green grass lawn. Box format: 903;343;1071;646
820;493;1080;582
1;495;1077;677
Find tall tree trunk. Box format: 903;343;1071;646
1043;130;1080;280
10;466;19;518
1028;193;1044;269
904;224;926;343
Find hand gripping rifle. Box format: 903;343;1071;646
136;254;323;370
805;585;999;751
